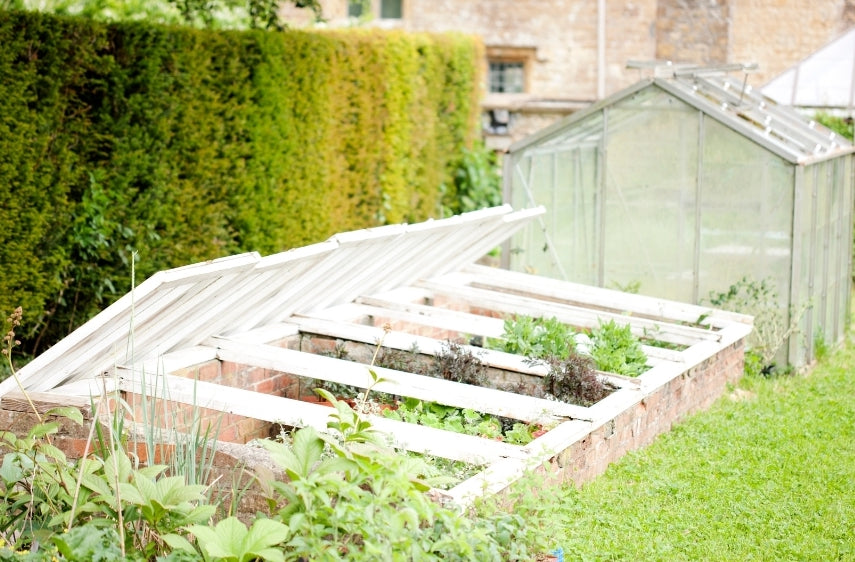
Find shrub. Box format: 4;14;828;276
0;11;482;356
0;396;532;560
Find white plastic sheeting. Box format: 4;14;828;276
762;27;855;111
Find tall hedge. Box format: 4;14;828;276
0;10;482;355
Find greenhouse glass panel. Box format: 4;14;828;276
812;161;832;353
504;74;854;368
698;117;793;312
508;111;604;282
835;156;855;337
827;159;843;339
603;91;698;301
794;166;815;366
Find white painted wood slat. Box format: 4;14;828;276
114;371;522;465
416;278;719;346
461;263;753;328
204;336;592;423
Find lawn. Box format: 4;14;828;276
505;336;855;560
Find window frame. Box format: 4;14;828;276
380;0;403;19
485;46;536;95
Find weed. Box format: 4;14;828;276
490;314;646;382
541;354;609;406
428;340;489;386
383;397;540;446
374;342;423;373
813;330;829;362
706;276;807;374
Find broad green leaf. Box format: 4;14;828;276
162;480;207;505
188;518;242;559
255;548;285;562
314;456;357;476
161;533;198;554
28;421;59;439
104;450;133;485
45;406;84;425
117;481;145;505
137;463;168;480
80;471;113;498
314;388;336;403
243;518;291;553
185;504;217;524
37;443;68;463
0;453;25;484
263;426;323;480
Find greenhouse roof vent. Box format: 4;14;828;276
511;63;853;164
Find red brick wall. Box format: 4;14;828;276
552;339;744;484
122;338;305;445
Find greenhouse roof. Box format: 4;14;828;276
762;27;855;111
509;67;854;165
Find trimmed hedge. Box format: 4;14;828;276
0;10;482;355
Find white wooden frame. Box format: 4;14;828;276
2;206;752;507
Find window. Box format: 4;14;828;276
348;0;402;19
489;61;525;93
380;0;402;19
348;0;364;17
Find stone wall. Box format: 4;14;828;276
295;1;854;143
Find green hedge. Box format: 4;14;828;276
0;10;482;355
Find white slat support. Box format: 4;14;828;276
462;263;753;328
291;316;546;376
114;370;522;465
347;299;506;337
415;277;719;346
301;303;677;368
204;336;593;423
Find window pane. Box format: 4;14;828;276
489;62;524;93
381;0;402;18
348;1;363;17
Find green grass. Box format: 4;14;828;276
506;337;855;560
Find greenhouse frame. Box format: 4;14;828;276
503;65;855;366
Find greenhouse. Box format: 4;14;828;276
503;65;855;366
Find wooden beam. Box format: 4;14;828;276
461;263;753;328
204;336;593;423
114;370;524;465
1;391;94;419
291;316;545;375
415;277;720;347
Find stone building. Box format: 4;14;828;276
281;1;855;146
